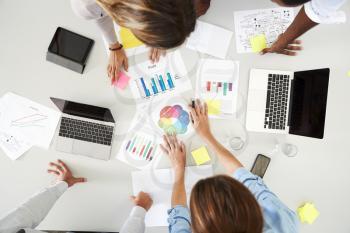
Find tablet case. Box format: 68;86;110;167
46;27;94;74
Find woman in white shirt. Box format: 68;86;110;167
263;0;347;55
70;0;210;84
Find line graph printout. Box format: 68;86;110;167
0;93;60;149
234;8;294;53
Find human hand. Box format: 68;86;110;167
108;43;129;84
160;134;186;174
189;99;212;140
261;34;302;56
47;160;86;187
130;191;153;211
149;48;166;63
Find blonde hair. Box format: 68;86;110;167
96;0;196;48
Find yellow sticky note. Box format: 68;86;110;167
206;99;221;115
297;203;319;224
191;146;211;165
347;71;350;77
250;34;267;53
119;27;144;49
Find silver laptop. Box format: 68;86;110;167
51;97;115;160
246;68;329;139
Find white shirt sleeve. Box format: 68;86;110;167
119;206;146;233
304;0;347;24
0;181;68;233
70;0;118;45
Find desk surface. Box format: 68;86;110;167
1;0;350;232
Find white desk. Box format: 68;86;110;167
1;0;350;232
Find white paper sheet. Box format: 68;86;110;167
126;51;192;105
234;8;294;53
132;165;213;226
195;59;239;119
0;93;60;149
0;100;32;160
186;21;233;59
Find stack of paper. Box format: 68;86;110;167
132;165;213;226
195;59;240;119
0;93;60;160
186;21;233;59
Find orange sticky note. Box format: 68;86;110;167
113;71;130;90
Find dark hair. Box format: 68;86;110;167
281;0;311;5
190;175;264;233
97;0;196;49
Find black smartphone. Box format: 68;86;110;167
250;154;271;178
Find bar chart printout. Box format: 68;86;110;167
124;132;160;162
205;81;233;97
135;72;176;98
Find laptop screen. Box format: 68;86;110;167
288;68;329;139
51;97;115;123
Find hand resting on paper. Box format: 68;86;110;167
160;134;186;175
189;99;212;140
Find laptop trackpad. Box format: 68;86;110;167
72;140;110;160
248;90;267;112
73;140;96;156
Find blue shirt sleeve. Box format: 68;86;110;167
233;168;299;233
167;205;191;233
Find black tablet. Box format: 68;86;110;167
48;27;94;64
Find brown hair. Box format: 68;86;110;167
96;0;196;49
190;175;263;233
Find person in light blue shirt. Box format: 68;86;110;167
160;99;299;233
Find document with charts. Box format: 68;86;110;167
116;111;163;170
196;59;239;119
234;8;294;53
132;165;213;226
126;51;192;105
0;93;60;149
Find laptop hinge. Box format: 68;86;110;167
287;79;295;127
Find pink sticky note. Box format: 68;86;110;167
113;71;130;90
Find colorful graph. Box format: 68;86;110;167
125;133;159;161
135;72;175;98
158;105;190;134
11;113;48;127
205;81;233;96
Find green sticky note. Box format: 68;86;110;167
297;203;319;224
206;99;221;115
191;146;211;165
250;34;267;53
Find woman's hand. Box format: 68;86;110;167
189;99;212;140
108;43;129;84
261;34;302;56
149;48;166;63
47;160;86;187
160;134;186;174
130;191;153;211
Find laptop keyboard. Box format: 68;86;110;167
264;74;290;130
59;117;113;145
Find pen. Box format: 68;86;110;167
191;99;195;108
